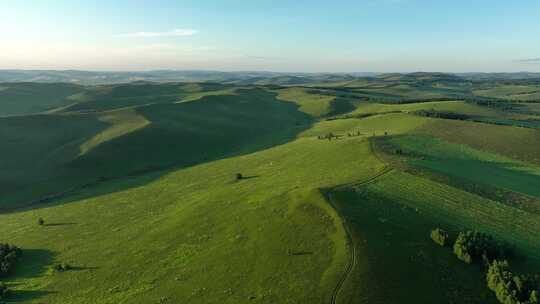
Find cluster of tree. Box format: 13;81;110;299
430;228;539;304
453;231;512;264
0;244;21;277
487;260;539;304
413;109;471;121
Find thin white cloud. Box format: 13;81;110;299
119;28;198;38
518;58;540;64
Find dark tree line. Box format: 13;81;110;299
430;229;539;304
487;260;539;304
413;110;471;121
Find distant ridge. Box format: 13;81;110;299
1;69;540;85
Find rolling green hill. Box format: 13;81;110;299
0;83;83;116
0;79;539;304
0;88;311;209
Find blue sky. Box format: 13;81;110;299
1;0;539;72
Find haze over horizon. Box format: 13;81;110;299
2;0;540;73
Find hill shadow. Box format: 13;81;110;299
1;88;313;213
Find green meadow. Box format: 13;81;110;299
1;74;539;303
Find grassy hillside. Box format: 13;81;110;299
61;82;235;112
384;134;540;197
348;100;499;117
0;83;83;116
0;88;311;209
276;87;336;117
416;119;540;165
1;80;540;304
0;129;388;303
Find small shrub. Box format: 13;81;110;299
236;173;243;180
430;228;449;247
52;263;72;272
38;218;45;226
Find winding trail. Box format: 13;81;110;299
327;137;393;304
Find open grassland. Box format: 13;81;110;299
416;119;540;165
0;131;388;303
474;85;540;101
2;79;540;304
348;100;500;117
384;134;540;198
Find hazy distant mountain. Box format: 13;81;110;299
0;70;375;85
2;70;539;85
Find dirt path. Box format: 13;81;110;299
327;137;393;304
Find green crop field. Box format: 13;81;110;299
1;75;539;304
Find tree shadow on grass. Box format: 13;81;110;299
3;249;57;303
44;222;77;227
7;249;56;280
7;290;58;303
69;265;99;271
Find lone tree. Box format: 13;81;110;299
38;218;45;226
236;173;243;181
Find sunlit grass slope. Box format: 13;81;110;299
416;119;540;165
276;87;337;117
63;82;235;112
349;100;499;117
0;132;387;303
385;134;540;197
